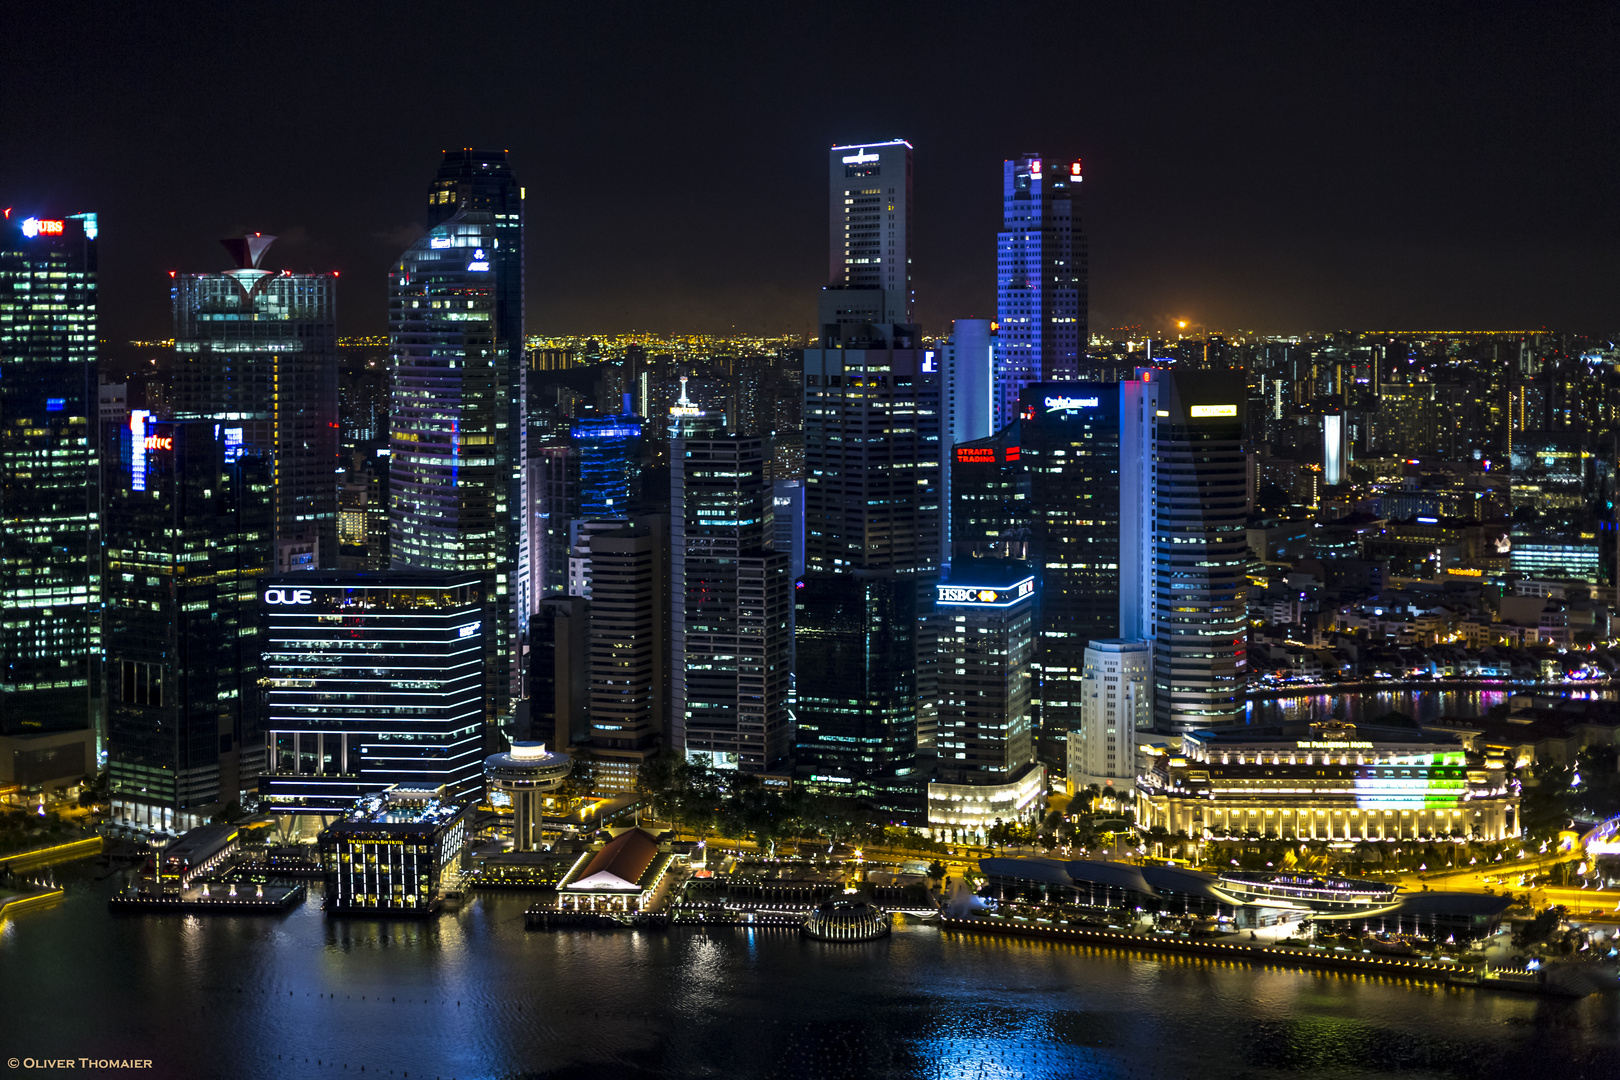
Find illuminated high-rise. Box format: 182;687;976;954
0;210;100;782
396;149;526;716
105;419;272;831
995;155;1087;426
1121;371;1249;730
671;417;790;774
171;234;338;572
818;140;913;331
390;205;516;719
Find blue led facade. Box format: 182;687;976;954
995;156;1087;427
571;414;643;516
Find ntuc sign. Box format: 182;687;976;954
264;588;314;605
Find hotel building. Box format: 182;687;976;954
1136;721;1519;842
318;785;471;915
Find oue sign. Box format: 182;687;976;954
264;588;314;605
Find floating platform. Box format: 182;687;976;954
108;883;306;914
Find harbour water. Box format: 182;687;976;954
2;862;1617;1079
1247;686;1616;727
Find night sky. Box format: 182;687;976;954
5;2;1616;340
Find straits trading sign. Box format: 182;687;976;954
936;578;1036;607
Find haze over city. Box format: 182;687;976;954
4;2;1616;338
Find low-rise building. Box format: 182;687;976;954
1136;720;1518;843
318;785;471;915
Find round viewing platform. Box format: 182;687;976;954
801;898;892;942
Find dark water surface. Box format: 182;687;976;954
2;864;1617;1079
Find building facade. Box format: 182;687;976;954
1122;371;1249;731
584;520;668;794
819;140;913;331
1069;639;1151;796
671;426;791;773
995;155;1087;426
258;572;486;813
171;234;338;573
0;211;100;769
318;785;471;914
389;208;517;718
105;419;272;831
795;322;941;814
1136;721;1519;842
1018;382;1123;759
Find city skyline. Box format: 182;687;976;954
4;5;1616;341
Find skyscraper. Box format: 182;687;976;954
925;563;1045;842
795;320;941;814
171;234;338;572
940;318;996;566
819;140;913;331
105;419;272;831
584;519;669;794
1018;382;1123;761
0;210;99;784
1071;639;1151;796
995;155;1087;426
398;149;526;714
1121;371;1249;730
671;417;790;773
390;202;517;719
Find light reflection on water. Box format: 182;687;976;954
0;868;1616;1079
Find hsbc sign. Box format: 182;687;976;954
264;588;314;605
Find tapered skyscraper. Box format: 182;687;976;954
995;155;1087;426
391;151;524;719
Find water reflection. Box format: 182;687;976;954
0;867;1616;1079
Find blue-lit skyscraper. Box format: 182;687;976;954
572;414;643;517
0;211;100;779
390;151;524;717
995;155;1087;426
390;206;515;719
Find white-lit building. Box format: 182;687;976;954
1069;639;1151;796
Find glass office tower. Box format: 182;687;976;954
795;324;941;815
258;572;486;812
0;211;100;772
573;414;642;516
105;419;272;831
671;423;790;774
172;235;338;572
995;156;1087;426
1121;371;1249;730
1018;382;1123;761
424;149;528;675
818;140;913;330
390;208;516;719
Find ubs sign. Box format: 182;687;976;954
264;588;314;606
